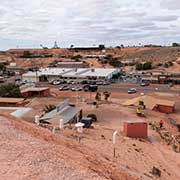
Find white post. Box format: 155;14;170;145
75;122;84;143
113;131;118;157
35;115;40;126
52;127;56;134
59;119;64;129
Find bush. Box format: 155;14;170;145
172;42;180;47
143;62;152;70
0;63;6;71
71;54;82;61
0;84;21;97
136;63;143;70
109;58;122;67
136;62;152;70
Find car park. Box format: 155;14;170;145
128;88;137;94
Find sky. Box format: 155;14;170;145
0;0;180;50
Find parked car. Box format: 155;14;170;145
168;83;173;87
83;85;98;92
140;82;149;87
71;86;82;91
128;88;137;94
96;81;104;85
103;81;111;85
53;80;62;85
59;85;70;91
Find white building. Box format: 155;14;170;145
22;68;120;82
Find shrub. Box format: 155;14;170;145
143;62;152;70
0;84;21;97
43;104;56;113
136;63;143;70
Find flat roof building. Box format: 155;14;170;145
0;98;25;107
22;68;119;82
21;87;50;98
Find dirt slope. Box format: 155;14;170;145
0;115;136;180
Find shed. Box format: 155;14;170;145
123;121;148;139
0;98;25;107
21;87;50;97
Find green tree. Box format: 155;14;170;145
0;63;6;71
95;92;101;101
0;84;21;97
143;62;152;70
103;91;111;101
99;44;105;50
136;63;143;70
71;54;82;61
172;42;180;47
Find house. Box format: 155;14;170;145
40;99;82;126
124;121;148;139
21;87;50;98
0;98;25;107
122;95;175;113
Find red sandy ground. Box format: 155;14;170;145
1;90;180;180
0;115;137;180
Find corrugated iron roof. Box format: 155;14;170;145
40;105;80;125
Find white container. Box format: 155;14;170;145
75;122;84;133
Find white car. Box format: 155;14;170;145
71;86;82;91
128;88;137;94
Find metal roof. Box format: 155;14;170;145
23;68;118;78
40;105;80;125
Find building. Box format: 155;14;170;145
40;99;81;126
0;98;25;107
21;87;50;98
6;65;27;75
123;121;148;139
22;68;119;82
122;95;175;114
70;46;103;52
140;70;180;84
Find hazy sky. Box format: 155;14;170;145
0;0;180;50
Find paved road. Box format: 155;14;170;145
37;82;180;94
98;84;180;94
